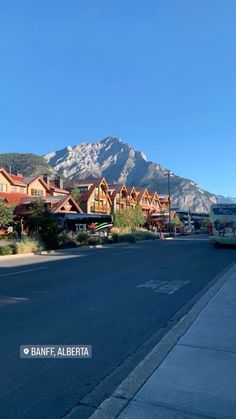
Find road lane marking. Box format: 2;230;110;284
111;251;132;256
0;267;48;277
137;279;190;295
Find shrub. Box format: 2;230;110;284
0;234;12;240
14;238;42;254
76;232;89;244
118;233;136;243
110;227;122;235
58;231;78;248
88;236;102;246
111;230;159;244
134;231;157;241
127;234;136;243
0;245;13;255
111;233;119;243
101;236;111;245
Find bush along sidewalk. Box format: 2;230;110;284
0;237;42;256
0;245;14;255
0;229;159;257
111;230;158;244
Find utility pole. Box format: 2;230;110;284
165;170;173;236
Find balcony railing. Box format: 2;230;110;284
116;197;127;203
94;193;108;200
90;203;109;213
126;197;137;203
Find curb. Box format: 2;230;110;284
0;252;36;261
88;262;236;419
0;238;159;261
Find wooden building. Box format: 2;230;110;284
72;178;112;214
14;195;83;217
108;184;129;213
0;167;69;201
136;188;153;217
126;187;138;210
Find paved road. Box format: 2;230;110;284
0;238;235;419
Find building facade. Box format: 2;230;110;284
0;167;83;228
72;178;112;214
0;167;170;228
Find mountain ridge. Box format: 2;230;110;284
44;136;218;212
0;153;54;177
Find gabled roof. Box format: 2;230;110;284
48;182;69;194
108;184;127;200
150;191;161;206
50;195;83;213
149;190;158;199
14;195;83;216
23;176;50;191
158;195;169;202
0;191;29;204
0;167;27;187
126;186;137;195
75;178;112;205
8;174;27;187
9;174;23;182
74;178;104;187
136;188;152;203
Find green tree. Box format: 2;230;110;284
114;209;129;229
171;215;184;236
114;206;145;231
0;153;52;176
133;205;145;229
0;199;15;227
28;199;45;234
171;214;183;229
28;199;60;249
70;185;80;202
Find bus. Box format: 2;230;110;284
209;204;236;246
54;213;113;235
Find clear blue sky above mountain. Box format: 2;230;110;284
0;1;235;196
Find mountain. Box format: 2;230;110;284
44;137;218;212
0;153;54;177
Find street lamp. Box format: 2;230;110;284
164;170;174;236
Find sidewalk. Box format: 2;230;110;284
117;266;236;418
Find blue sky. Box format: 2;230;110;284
0;0;235;196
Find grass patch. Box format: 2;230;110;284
14;238;42;254
0;245;14;255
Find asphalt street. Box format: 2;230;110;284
0;237;235;419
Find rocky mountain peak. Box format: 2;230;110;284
44;137;218;212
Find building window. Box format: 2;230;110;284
12;186;17;192
31;189;44;197
19;187;25;193
0;183;7;192
78;186;88;192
